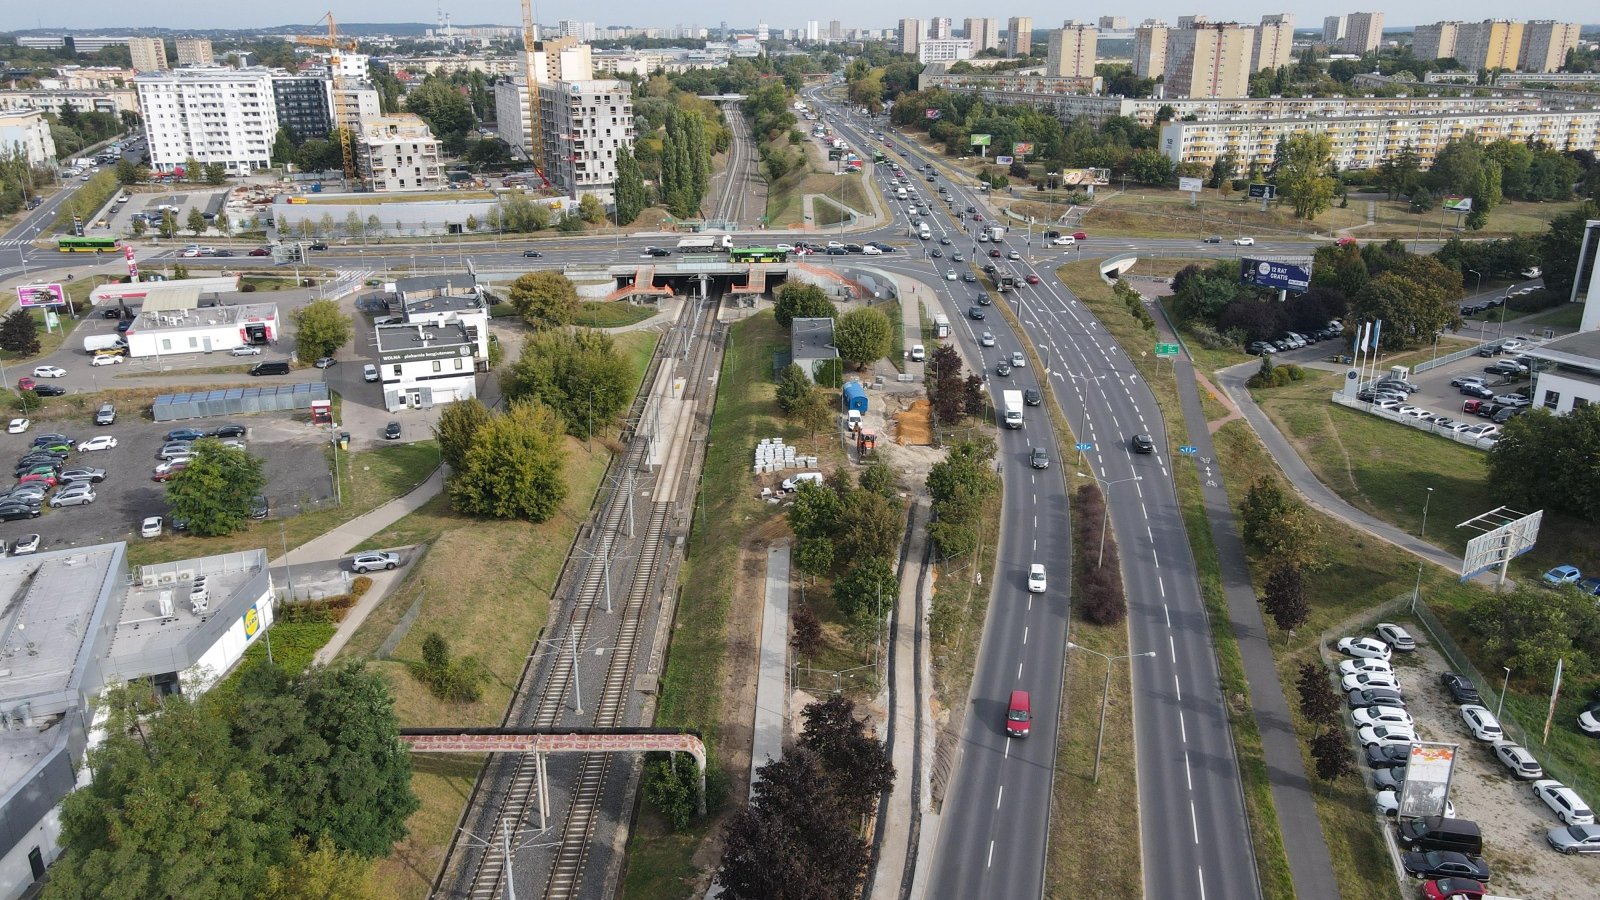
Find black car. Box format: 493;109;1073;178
31;385;66;397
981;263;998;274
1024;389;1041;407
1347;687;1406;709
976;294;991;306
101;307;122;319
1203;235;1223;243
1030;446;1049;469
1474;402;1504;419
212;249;234;257
962;272;977;283
1130;433;1155;454
1492;406;1522;424
844;244;863;253
1440;672;1482;704
522;249;543;258
1460;384;1495;400
249;495;269;519
968;307;985;320
1400;850;1490;882
995;362;1012;377
1367;743;1411;769
0;504;41;521
930;248;943;258
307;242;328;251
825;246;847;255
208;424;247;438
384;421;402;440
166;428;206;442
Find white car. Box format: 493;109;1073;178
775;243;794;252
946;269;958;281
230;345;262;356
1533;780;1595;825
826;241;845;250
12;534;40;555
90;354;122;366
1375;623;1416;652
1375;790;1455;818
77;435;118;452
1342;670;1400;692
6;418;29;434
1233;236;1255;246
1028;563;1046;594
980;331;995;347
863;245;881;255
1010;352;1026;368
1336;636;1393;660
140;516;162;538
1500;340;1526;352
909;344;926;362
1053;236;1076;246
32;366;66;378
1460;704;1504;742
1580;708;1600;736
1352;706;1414;729
1359;723;1418;747
1338;658;1392;677
1492;741;1544;779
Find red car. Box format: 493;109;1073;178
249;247;271;256
1336;236;1358;247
1025;274;1041;284
16;377;35;392
988;248;1002;258
1422;878;1486;900
152;463;188;482
1072;231;1088;241
1005;690;1032;737
18;473;57;488
973;213;985;221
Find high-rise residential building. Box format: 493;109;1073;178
538;78;633;203
1341;12;1384;54
757;23;769;41
806;20;820;42
0;109;57;168
354;114;443;192
1098;17;1128;30
829;21;843;43
918;39;975;64
931;18;953;40
1412;22;1461;62
135;67;278;174
1253;15;1294;72
965;18;1000;52
496;38;594;159
1177;16;1210;29
1133;21;1169;79
1007;17;1032;56
128;37;167;73
1045;25;1098;78
1164;23;1252;99
270;74;335;143
557;21;596;41
174;37;213;67
1322;15;1346;46
1519;21;1581;74
331;85;381;134
900;19;923;56
1456;20;1523;73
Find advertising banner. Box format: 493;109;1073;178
1398;742;1459;820
926;108;943;120
16;283;66;307
1178;176;1204;193
1013;141;1033;156
1248;183;1277;199
1444;195;1473;212
1239;258;1310;292
994;156;1014;165
969;133;991;145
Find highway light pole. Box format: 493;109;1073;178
1076;472;1143;567
1420;487;1434;539
1497;666;1511;722
1068;642;1156;784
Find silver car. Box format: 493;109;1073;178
49;485;96;507
1548;823;1600;854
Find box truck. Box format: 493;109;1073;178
1002;390;1024;428
83;335;128;354
933;314;950;338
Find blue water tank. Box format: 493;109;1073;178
842;380;868;413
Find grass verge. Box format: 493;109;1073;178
576;301;658;329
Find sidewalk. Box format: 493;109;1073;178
751;542;791;783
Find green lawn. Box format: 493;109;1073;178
575;301;658;329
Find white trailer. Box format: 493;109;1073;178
1002;390;1025;428
676;234;733;252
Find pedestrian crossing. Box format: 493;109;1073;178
0;239;34;248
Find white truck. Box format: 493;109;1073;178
83;335;128;354
986;225;1007;242
1002;390;1025;429
933;314;950;338
676;234;733;252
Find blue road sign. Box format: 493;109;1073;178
1178;445;1199;455
1075;442;1094;452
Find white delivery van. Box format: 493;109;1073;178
918;223;931;240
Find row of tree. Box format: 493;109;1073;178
926;438;1000;559
1240;478;1327;633
788;467;905;647
1295;662;1356;784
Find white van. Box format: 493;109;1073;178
918;223;931;240
896;187;907;200
363;364;379;383
781;472;825;492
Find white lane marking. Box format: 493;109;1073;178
1147;525;1154;542
1031;493;1037;505
1163;603;1171;626
1185;752;1194;790
1179;710;1188;742
987;841;995;868
1018;662;1025;679
996;786;1004;809
1140;503;1149;520
1022;626;1029;645
1198;868;1207;900
1190;801;1201;843
1158;576;1166;598
1169;634;1177;663
1175;674;1183;703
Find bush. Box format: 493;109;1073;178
241;283;257;292
350;575;374;597
1185;321;1240;352
1073;484;1127;625
1506;290;1564;313
277;593;357;623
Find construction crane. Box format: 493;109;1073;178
520;0;550;187
291;12;360;180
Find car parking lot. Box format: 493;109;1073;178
1332;624;1595;899
0;409;335;555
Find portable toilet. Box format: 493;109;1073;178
842;380;869;414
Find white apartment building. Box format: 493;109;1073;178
0;89;138;117
1520;21;1581;74
354;114;444;192
128;37;168;73
175;37;213;67
1254;15;1294;72
538;79;633;204
496;40;595;159
1159;108;1600;173
1133;22;1169;79
965;18;1000;52
557;20;597;41
918;40;975;65
332;86;382;132
0;110;57;169
135;67;279;174
1045;26;1098;79
899;19;922;56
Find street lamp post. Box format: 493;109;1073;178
1467;269;1482;297
1076;472;1143;566
1067;641;1156;784
1497;666;1511;722
1420;487;1434;539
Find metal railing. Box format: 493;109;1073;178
1328;394;1498;451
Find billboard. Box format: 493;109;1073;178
994;156;1014;165
1240;258;1310;293
1013;141;1033;156
1178;176;1204;193
1444;195;1473;212
925;108;942;120
1398;742;1459;820
16;283;66;307
1248;183;1277;199
969;133;991;146
1460;507;1543;581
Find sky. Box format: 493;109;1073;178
0;2;1594;33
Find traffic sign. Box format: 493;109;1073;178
1178;446;1198;455
1075;442;1094;452
1156;342;1180;357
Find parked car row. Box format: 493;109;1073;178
1249;321;1345;355
147;424;246;481
0;430;111;520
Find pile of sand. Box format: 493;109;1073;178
895;399;933;446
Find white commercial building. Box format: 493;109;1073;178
0;545;277;900
918;40;975;65
374;321;480;410
136;67;280;175
0;110;58;169
1526;330;1600;415
538;79;633;204
123;297;281;360
355;114;444;193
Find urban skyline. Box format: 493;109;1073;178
2;3;1595;33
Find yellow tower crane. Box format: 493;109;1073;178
521;0;549;187
291;12;360;180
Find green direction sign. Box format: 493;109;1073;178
969;133;992;147
1156;343;1180;357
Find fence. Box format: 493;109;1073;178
1328;394;1497;451
1412;342;1493;375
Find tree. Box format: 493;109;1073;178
1468;582;1600;681
131;216;147;237
410;631;488;702
834;489;902;564
1349;256;1463;350
229;663;418;857
434;398;492;471
1263;563;1308;632
160;208;177;238
775;362;815;414
262;838;382;900
0;308;40;355
1310;728;1353;783
832;307;892;369
613;144;647;225
833;557;897;621
1125;148;1173;185
506;271;579;327
797;695;896;816
115;157;141;185
788;480;842;541
499;330;634;439
926;343;968;425
290;299;352;360
1486;405;1600;521
403;76;475;143
858;459;896;499
773;282;836;328
1296;662;1341;727
204;163;228;185
1538;201;1600;298
1274;132;1337;219
271;127;297;167
165;440;267;536
576;193;606;225
660;106;712;217
715;750;868;900
184;207;208;237
449;400;569;522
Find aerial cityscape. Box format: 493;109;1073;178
1;6;1599;900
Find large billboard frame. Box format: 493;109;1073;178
1239;257;1310;293
969;133;991;146
16;284;66;307
1459;507;1542;585
1397;741;1459;820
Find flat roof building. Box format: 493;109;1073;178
355;114;444;193
0;110;58;170
1456;19;1524;74
537;79;633;204
1045;26;1098;79
1007;17;1032;57
175;37;214;67
1164;23;1253;99
128;36;168;73
1520;21;1581;74
136;67;279;175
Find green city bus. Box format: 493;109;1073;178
729;247;789;264
57;235;120;252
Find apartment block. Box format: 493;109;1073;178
128;37;168;73
1164;23;1252;99
965;18;1001;52
1253;15;1294;72
930;18;953;40
918;40;975;64
1133;22;1169;79
174;37;213;67
828;21;843;43
0;89;138;117
538;79;633;204
1413;22;1461;62
1323;15;1346;46
0;109;57;168
1159;108;1600;173
332;86;381;133
899;18;922;56
1099;17;1128;30
1007;17;1032;56
270;75;335;143
1341;12;1384;54
355;114;443;192
1520;21;1581;74
135;67;279;174
1456;20;1523;73
1045;26;1098;79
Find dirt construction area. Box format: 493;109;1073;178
1364;637;1597;899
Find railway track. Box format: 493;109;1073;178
709;102;754;226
